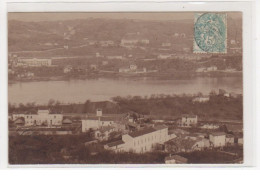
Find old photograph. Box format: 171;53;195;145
8;12;243;165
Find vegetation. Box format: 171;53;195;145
9;135;243;164
9;93;242;121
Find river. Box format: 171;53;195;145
8;77;242;105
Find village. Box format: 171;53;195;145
8;28;242;82
9;90;243;164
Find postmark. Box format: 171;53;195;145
193;13;227;53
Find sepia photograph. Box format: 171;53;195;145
8;12;243;165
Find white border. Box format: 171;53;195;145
0;0;256;169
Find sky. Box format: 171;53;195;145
8;12;242;22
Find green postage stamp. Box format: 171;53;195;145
193;13;227;53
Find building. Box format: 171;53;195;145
94;126;116;141
104;140;125;153
81;109;127;132
165;155;188;164
178;114;198;127
192;96;210;103
107;56;123;60
200;123;219;130
209;132;226;147
225;134;235;146
121;37;149;47
12;110;63;127
17;58;52;67
99;40;115;47
119;64;138;73
63;65;73;73
105;125;172;153
162;42;171;47
157;54;172;59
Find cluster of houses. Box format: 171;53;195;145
10;108;243;158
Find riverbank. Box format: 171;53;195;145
8;70;242;84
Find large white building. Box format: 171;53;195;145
12;110;63;127
105;125;174;153
17;58;52;67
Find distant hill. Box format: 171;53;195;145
8;17;242;53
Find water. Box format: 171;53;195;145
8;77;242;105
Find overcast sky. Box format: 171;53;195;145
8;12;242;22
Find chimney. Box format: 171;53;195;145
96;109;102;117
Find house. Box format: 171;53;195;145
209;132;226;147
90;64;97;70
105;125;170;153
225;134;235;146
107;56;123;60
200;123;219;130
119;64;138;73
207;66;217;71
157;54;172;59
17;58;52;67
165;155;188;164
162;42;171;47
165;136;210;153
192;96;210;103
62;118;72;125
81;109;127;132
14;117;25;126
224;93;230;97
235;134;243;146
94;126;116;141
104;140;125;153
196;67;207;72
12;110;63;127
99;40;115;47
178;114;198;127
63;65;73;73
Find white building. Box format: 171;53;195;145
162;43;171;47
192;96;210;103
105;125;173;153
209;132;226;147
81;109;127;132
225;134;235;146
12;110;63;127
179;115;198;127
157;54;172;59
17;58;52;67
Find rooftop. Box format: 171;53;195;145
210;132;226;136
128;125;168;138
128;127;156;138
106;140;125;147
182;114;197;119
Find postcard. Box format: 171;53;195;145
5;1;255;167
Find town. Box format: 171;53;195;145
8;18;242;82
9;90;243;164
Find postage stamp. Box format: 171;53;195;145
193;13;227;53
